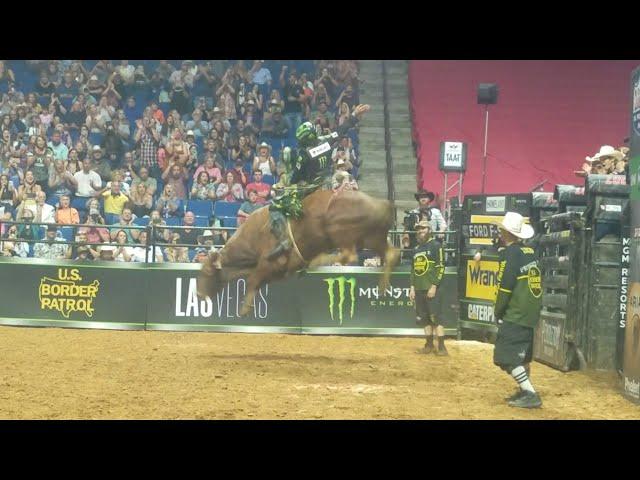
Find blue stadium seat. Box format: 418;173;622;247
262;175;275;186
46;196;59;207
104;213;119;225
71;197;89;211
222;217;238;228
194;216;209;228
213;201;242;219
60;227;75;243
165;217;182;227
89;132;103;146
134;217;150;227
186;200;213;218
188;248;197;262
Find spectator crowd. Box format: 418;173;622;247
0;60;362;263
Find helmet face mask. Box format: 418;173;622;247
296;122;317;145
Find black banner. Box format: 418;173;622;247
0;259;458;336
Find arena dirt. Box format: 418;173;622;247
0;326;637;419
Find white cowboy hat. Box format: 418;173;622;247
585;145;624;163
494;212;534;239
197;230;214;243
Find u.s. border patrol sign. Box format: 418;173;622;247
439;141;467;172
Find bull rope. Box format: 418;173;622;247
286;219;308;265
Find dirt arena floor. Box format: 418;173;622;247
0;325;638;419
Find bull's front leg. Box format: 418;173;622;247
239;272;264;317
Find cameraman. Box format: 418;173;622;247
402;190;447;252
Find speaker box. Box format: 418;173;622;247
477;83;498;105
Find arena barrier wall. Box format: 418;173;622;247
0;258;458;336
623;65;640;403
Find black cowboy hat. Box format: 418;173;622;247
414;189;435;202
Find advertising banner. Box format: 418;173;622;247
624;65;640;402
0;258;147;330
0;259;458;336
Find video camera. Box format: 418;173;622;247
403;207;432;231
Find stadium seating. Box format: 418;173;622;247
213;201;242;219
186;200;213;219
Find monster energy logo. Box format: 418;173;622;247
324;276;356;325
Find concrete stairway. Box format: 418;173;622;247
384;60;419;218
356;60;388;199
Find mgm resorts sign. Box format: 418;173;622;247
323;276;412;325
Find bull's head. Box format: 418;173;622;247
197;251;223;299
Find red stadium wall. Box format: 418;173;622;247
409;60;640;197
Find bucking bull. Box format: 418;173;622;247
197;189;400;316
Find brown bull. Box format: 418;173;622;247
197;189;400;316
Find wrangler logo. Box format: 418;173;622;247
466;260;500;301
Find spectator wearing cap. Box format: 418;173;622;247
280;67;304;133
331;160;358;192
262;108;290;140
192;247;210;264
252;143;277;177
86;75;106;98
34;224;67;260
237;189;263;225
90;145;111;181
245;170;271;205
228;158;249;189
185;109;210;138
170;80;192;117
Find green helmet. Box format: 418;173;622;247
296;122;317;145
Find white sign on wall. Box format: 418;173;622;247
439;141;467;172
